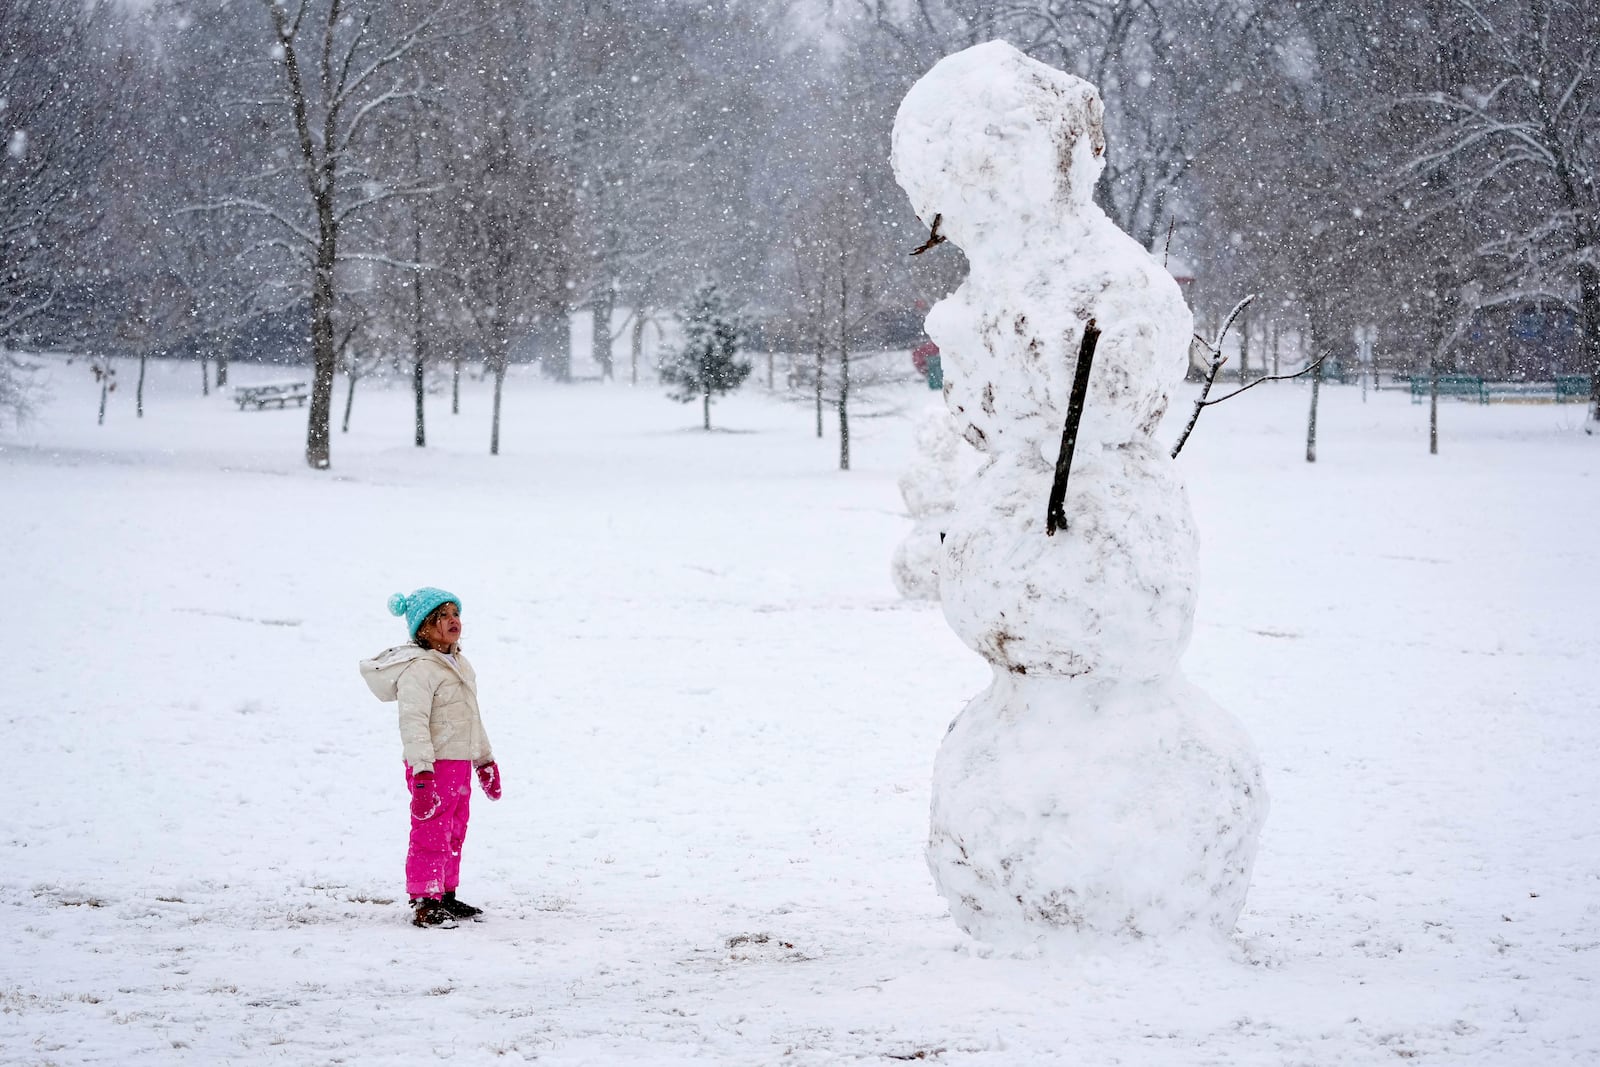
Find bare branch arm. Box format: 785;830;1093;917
1198;356;1328;407
1170;293;1255;459
1046;321;1101;535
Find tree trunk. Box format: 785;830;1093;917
1428;268;1456;454
814;279;826;438
1579;261;1600;424
538;315;570;382
273;5;339;470
1305;298;1336;464
837;260;850;472
814;336;825;440
97;370;109;426
412;208;427;447
452;354;461;414
1360;328;1371;403
591;290;614;380
838;361;850;470
200;355;210;397
1306;359;1321;464
490;351;507;455
1271;322;1280;377
703;385;711;430
136;352;147;418
342;369;357;432
631;312;646;386
1429;368;1439;455
216;334;229;387
305;236;338;469
412;355;426;446
767;351;774;391
1238;309;1250;384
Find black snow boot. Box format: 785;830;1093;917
411;897;458;928
440;892;483;920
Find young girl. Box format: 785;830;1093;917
360;587;502;928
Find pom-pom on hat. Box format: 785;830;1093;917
388;587;462;639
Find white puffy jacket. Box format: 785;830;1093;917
359;645;495;774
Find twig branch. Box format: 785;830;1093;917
337;250;436;272
1169;293;1255;459
1199;355;1328;407
909;213;946;256
179;197;316;247
1046;319;1101;536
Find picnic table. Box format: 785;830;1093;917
234;381;309;411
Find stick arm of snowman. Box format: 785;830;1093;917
1169;293;1331;459
1168;291;1329;459
1045;319;1102;536
909;213;947;256
1168;294;1254;460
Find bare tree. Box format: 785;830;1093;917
337;323;382;433
783;184;908;471
89;34;221;418
2;0;116;422
1399;0;1600;419
427;6;577;453
191;0;449;468
0;0;114;359
1186;2;1439;461
556;0;772;383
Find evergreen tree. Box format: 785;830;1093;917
659;281;751;430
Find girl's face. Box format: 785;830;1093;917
419;602;462;650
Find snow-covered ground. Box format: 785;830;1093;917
3;357;1596;1065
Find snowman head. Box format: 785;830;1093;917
892;40;1107;248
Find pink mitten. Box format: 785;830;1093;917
476;761;502;801
410;771;441;820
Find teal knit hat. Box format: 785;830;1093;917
388;587;462;638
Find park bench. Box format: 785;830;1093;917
1555;375;1592;402
1409;374;1486;404
234;381;309;411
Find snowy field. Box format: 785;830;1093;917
2;356;1597;1065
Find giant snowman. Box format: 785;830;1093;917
891;41;1268;947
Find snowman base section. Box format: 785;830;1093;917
928;671;1267;947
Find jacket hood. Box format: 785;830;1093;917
359;645;431;702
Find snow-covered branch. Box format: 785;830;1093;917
332;3;447;111
337;251;437;273
181;198;316;248
334;180;449;225
332;82;421;160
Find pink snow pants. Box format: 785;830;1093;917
404;760;472;899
